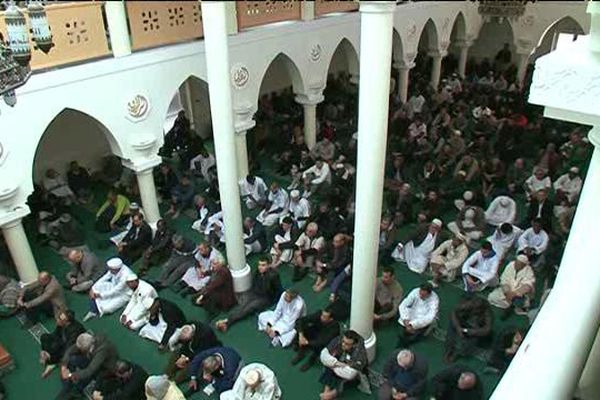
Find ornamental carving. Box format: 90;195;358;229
407;23;417;39
127;95;150;120
231;64;250;89
442;17;450;33
310;44;322;62
520;14;535;28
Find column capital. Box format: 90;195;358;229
455;38;474;49
233;102;256;134
393;60;416;70
589;126;600;148
0;204;30;228
295;93;324;106
122;155;163;174
428;49;448;59
359;1;396;14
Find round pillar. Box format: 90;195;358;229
201;0;250;292
457;41;471;78
105;0;132;58
295;94;323;151
2;219;39;284
235;131;249;180
516;52;531;88
350;0;396;362
135;168;161;225
429;51;445;89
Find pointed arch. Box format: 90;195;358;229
258;52;306;95
164;75;212;138
392;29;405;62
450;12;467;42
418;19;439;52
535;16;584;48
327;37;359;78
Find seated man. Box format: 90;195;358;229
258;288;306;347
488;254;535;317
429;234;469;287
291;306;340;372
486;327;524;374
139;297;186;349
373;266;404;324
190;195;212;233
58;333;118;399
270;217;299;268
118;213;153;265
444;295;493;363
120;274;157;331
193;255;236;321
166;174;194;219
302;158;331;198
145;375;186;400
311;136;336;162
524;167;551;201
243;217;267;256
392;219;444;274
292;222;326;282
17;271;66;327
48;213;85;255
257;182;289;227
155;234;197;289
485;195;517;227
379;349;428;400
517;218;549;269
178;242;222;295
220;363;282;400
189;148;216;183
66;249;105;293
216;257;282;332
188;346;242;395
0;274;20;317
397;283;439;347
487;223;522;265
84;258;134;321
378;215;399;266
95;189;131;233
461;241;500;292
166;322;221;383
39;309;85;378
42;168;76;205
67;161;92;203
140;219;173;276
319;330;369;400
525;189;553;232
155;163;178;201
314;233;352;292
239;174;268;210
448;206;486;247
92;360;148;400
553;166;582;204
288;189;311;229
109;202;144;247
431;365;483;400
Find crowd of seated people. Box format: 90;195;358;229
0;45;591;399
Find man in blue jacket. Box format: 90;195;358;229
188;346;242;395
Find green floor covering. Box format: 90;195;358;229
0;181;530;400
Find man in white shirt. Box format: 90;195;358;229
311;137;335;162
487;223;522;264
485;195;517;227
397;283;439;347
288;190;311;229
292;222;326;281
301;159;331;198
84;257;133;321
189;148;216;183
517;218;549;269
553;166;582;204
257;182;289;227
488;254;536;318
42;168;76;204
407;92;426;115
461;241;500;292
120;274;157;330
524;167;551;201
239;174;268;210
258;289;306;348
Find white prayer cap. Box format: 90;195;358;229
465;208;476;219
499;197;510;207
60;213;72;223
243;369;261;386
130;202;140;210
143;296;156;309
290;190;300;198
570;166;579;174
107;257;123;270
145;375;170;399
453;129;462;136
126;273;139;282
517;254;529;264
463;191;474;201
432;218;443;228
396;349;414;368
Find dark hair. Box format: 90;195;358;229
419;282;433;293
532;218;543;225
382;265;395;275
323;304;336;316
500;223;513;234
481;241;493;251
258;255;271;264
343;329;362;343
282;216;293;225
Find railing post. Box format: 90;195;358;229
225;0;238;35
105;0;132;58
302;0;315;21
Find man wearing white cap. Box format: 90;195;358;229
392;219;444;274
485;195;517;227
488;255;535;317
84;257;134;321
120;274;157;330
220;363;282;400
448;206;486;246
288;189;311;229
429;234;469;287
553;166;583;203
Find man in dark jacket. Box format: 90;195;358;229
188;346;242;395
243;217;267;255
139;297;186;350
379;349;428;400
431;364;483;400
39;309;86;378
291;306;340;371
93;360;148;400
156;234;197;288
140;219;173;276
118;213;152;265
525;189;554;232
193;255;236;320
215;256;281;332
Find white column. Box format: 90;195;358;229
183;80;196;130
135;168;161;225
429;50;445;89
350;0;395;362
577;326;600;399
491;127;600;399
295;94;323;151
516;51;531;88
2;218;38;284
201;1;251;292
235;131;249;180
393;61;413;104
456;40;471;78
105;0;132;58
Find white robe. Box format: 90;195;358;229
220;363;282;400
92;265;134;315
398;288;439;329
121;280;158;330
485;196;517;226
392;232;437;274
257;189;289;227
461;251;500;291
517;228;549;255
488;261;536;309
553;173;582;203
239;177;268;209
139;313;168;343
258;293;306;347
270;228;294;263
487;226;522;260
181;248;222;290
42;175;74;198
288;198;311;229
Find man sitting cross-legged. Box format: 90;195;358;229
373;266;404;325
397;283;439;347
119;274;158;331
461;241;500;292
291;305;340;372
83;258;134;322
258;288;306;347
39;309;85;379
187;346;243;396
429;234;469;288
65;249;105;293
139;297;186;350
118;213;153;266
91;359;148;400
392;219;444;274
378;349;428;400
488;254;536;318
216;256;282;333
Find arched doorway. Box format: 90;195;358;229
530;16;584;62
468;18;514;75
414;19;439;88
445;12;467;77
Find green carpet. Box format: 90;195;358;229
0;177;531;400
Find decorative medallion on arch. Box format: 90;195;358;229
519;14;535;29
126;94;151;122
442;17;451;34
310;43;322;63
407;23;417;40
231;63;250;90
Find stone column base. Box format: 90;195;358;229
231;264;252;293
364;331;377;363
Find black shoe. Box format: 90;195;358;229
291;351;306;365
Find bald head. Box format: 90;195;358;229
458;372;477;390
67;250;83;264
38;271;51;285
396;349;414;368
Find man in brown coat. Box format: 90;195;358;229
18;271;67;327
193;254;236;321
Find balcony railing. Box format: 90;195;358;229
236;1;302;30
315;0;359;17
126;1;203;51
0;2;110;71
